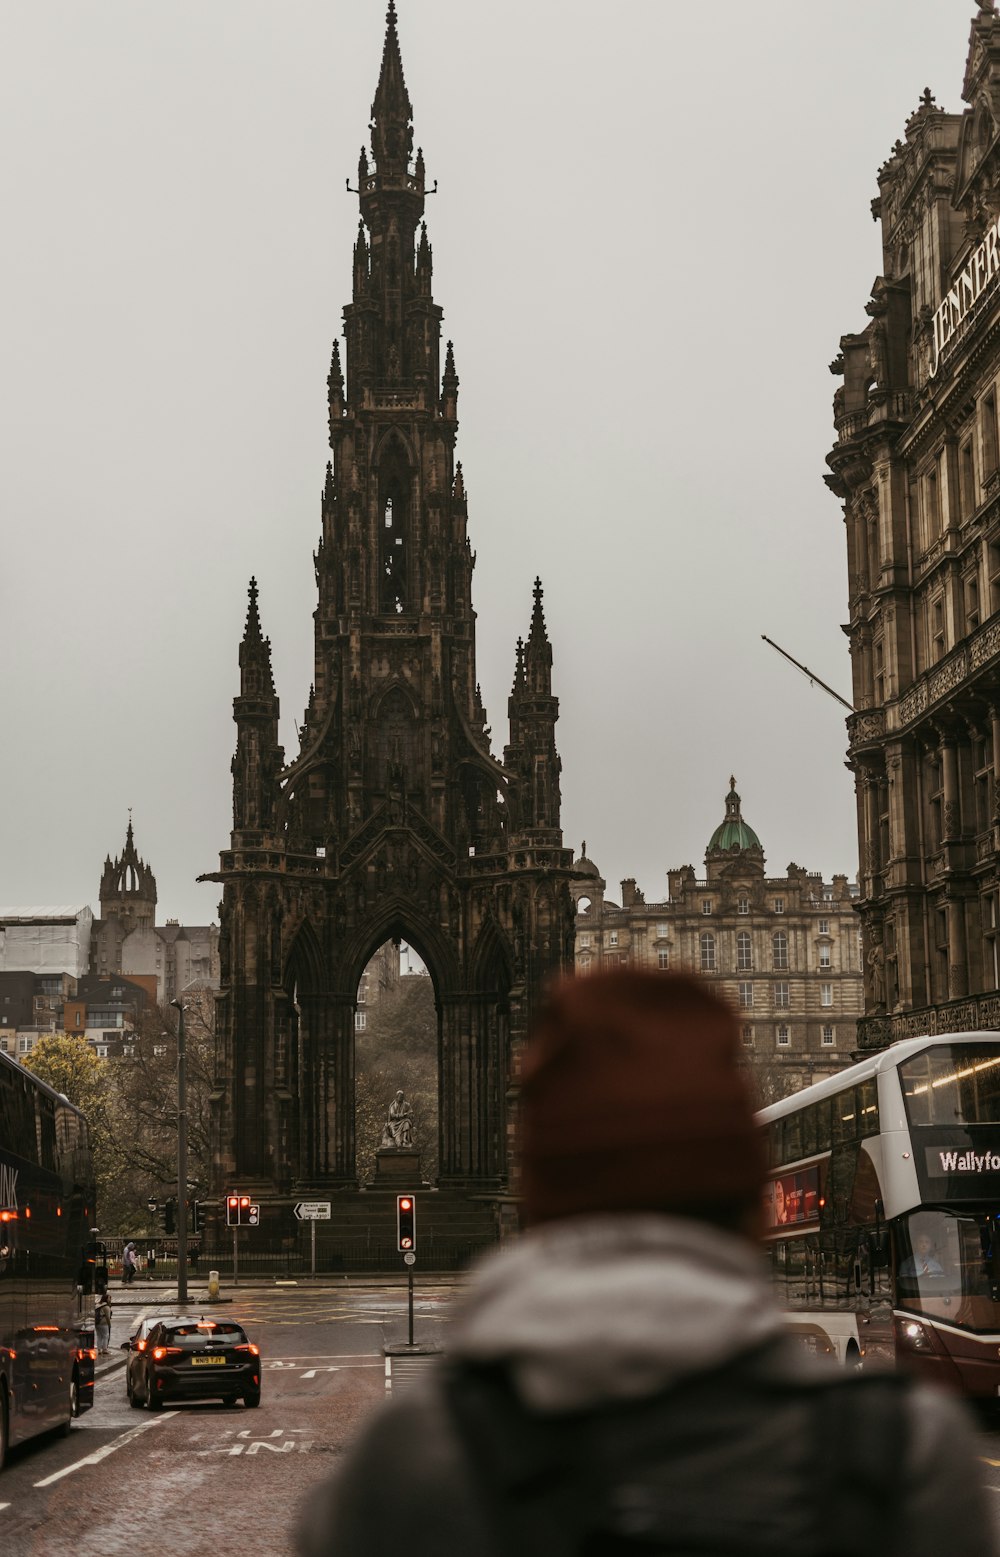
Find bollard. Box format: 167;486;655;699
208;1269;220;1301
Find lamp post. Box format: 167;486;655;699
169;999;188;1307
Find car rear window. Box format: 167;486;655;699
164;1322;247;1347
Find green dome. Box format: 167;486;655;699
707;778;762;854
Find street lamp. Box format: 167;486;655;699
169;999;188;1307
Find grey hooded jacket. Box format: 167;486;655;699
296;1215;999;1556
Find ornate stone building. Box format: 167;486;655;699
828;5;1000;1048
571;782;863;1093
202;4;575;1229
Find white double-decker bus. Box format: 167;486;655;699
758;1033;1000;1395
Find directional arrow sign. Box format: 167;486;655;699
294;1202;332;1221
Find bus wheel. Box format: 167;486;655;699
0;1382;8;1472
845;1343;863;1373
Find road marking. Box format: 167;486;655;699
981;1457;1000;1468
33;1413;177;1487
0;1503;9;1512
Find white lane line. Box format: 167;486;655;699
34;1413;177;1487
0;1502;9;1511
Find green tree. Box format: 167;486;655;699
26;1033;121;1224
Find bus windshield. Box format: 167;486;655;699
899;1046;1000;1126
897;1209;1000;1331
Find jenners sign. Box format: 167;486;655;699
930;213;1000;377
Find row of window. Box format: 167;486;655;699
742;1025;836;1048
579;932;848;971
737;980;836;1008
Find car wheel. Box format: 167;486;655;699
243;1390;261;1408
127;1374;142;1410
0;1382;9;1472
60;1377;78;1435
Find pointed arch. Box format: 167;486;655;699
340;894;461;997
283;917;325;995
470;915;513;993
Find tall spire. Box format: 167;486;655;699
370;0;413;174
524;576;553;695
239;577;276;698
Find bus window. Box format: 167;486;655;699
900;1045;1000;1126
834;1087;859;1145
857;1078;878;1135
784;1111;802;1164
800;1104;818;1159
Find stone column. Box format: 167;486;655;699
948;898;969;1000
941;736;960;842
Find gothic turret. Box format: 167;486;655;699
231;578;283;835
505;580;562;835
99;816;157;931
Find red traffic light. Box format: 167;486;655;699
396;1193;416;1254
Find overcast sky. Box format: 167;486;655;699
0;1;966;923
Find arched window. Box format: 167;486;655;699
736;931;752;971
700;932;716;973
773;932;788;970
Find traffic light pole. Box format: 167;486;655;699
170;999;188;1308
408;1269;414;1346
233;1225;239;1285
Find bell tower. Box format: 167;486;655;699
204;2;576;1231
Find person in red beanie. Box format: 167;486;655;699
297;971;997;1557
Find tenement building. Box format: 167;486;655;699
828;4;1000;1047
571;781;863;1092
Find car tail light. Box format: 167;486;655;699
151;1346;183;1361
234;1343;260;1356
78;1347;96;1362
137;1339;147;1351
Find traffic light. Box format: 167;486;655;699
396;1194;416;1252
226;1194;260;1227
163;1199;176;1236
188;1200;200;1236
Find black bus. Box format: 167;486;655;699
1;1047;97;1469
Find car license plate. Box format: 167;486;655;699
191;1355;226;1366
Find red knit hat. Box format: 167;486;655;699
518;970;766;1226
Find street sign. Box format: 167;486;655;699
403;1251;416;1266
294;1201;332;1221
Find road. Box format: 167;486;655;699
0;1280;456;1557
5;1281;1000;1553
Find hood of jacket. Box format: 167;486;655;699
448;1213;787;1413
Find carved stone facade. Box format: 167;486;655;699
828;6;1000;1048
201;5;575;1223
571;782;863;1093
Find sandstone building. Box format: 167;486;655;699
828;4;1000;1047
572;781;863;1092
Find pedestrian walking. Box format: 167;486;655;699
122;1241;137;1286
94;1285;112;1355
296;970;999;1557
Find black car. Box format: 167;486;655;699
125;1318;261;1409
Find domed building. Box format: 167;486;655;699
570;781;864;1095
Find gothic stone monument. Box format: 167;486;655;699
201;3;576;1252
